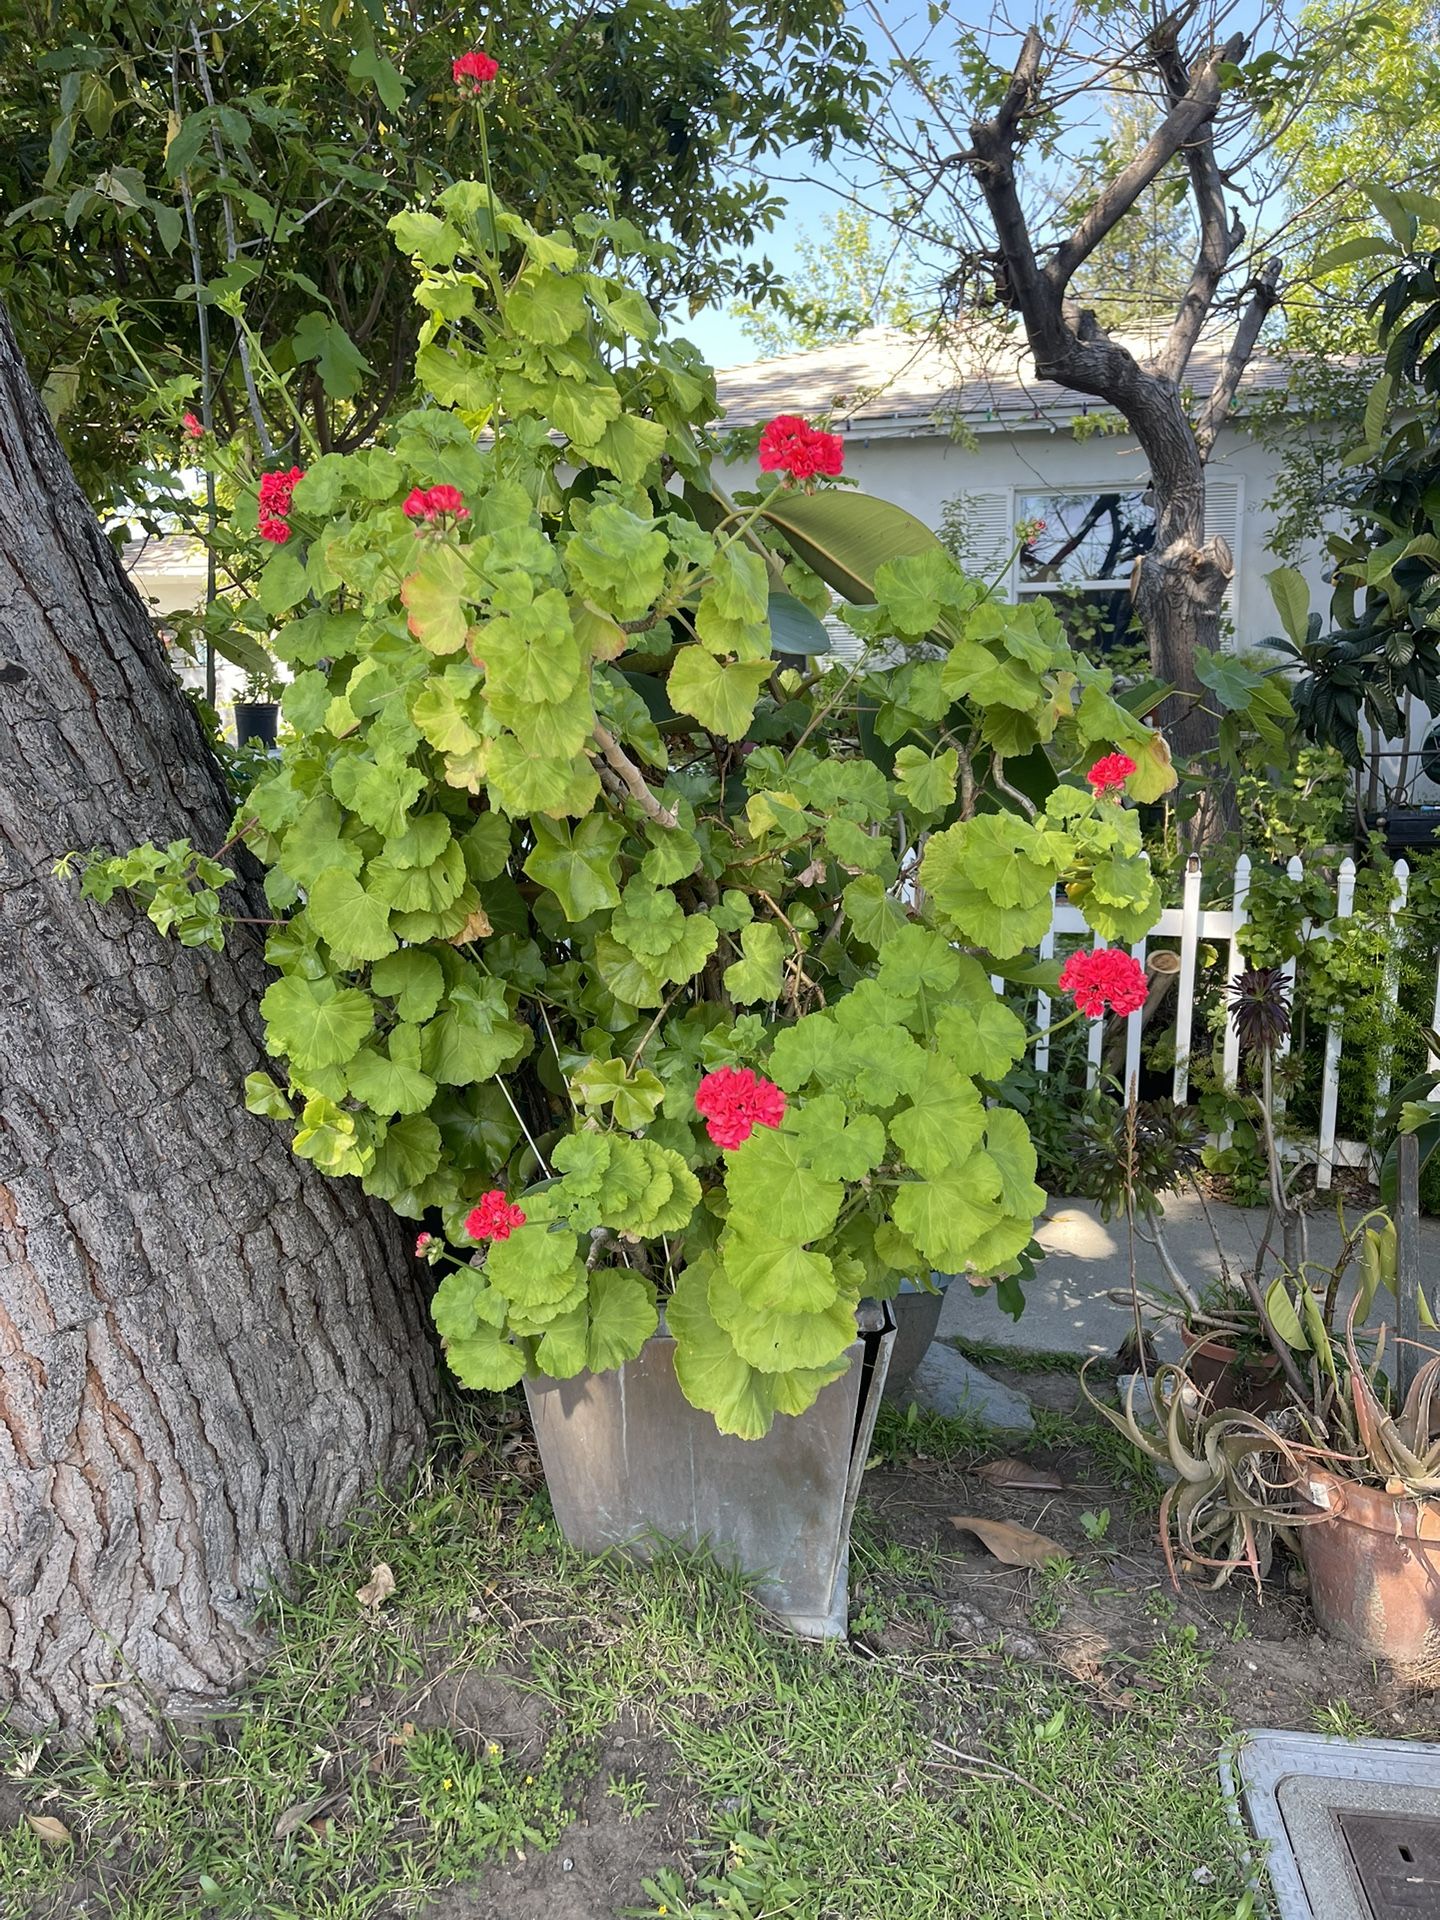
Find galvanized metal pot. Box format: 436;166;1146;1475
524;1301;895;1639
1296;1470;1440;1680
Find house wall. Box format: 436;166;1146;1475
720;419;1329;656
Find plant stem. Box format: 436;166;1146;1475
592;723;678;828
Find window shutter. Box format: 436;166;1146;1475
1203;473;1244;619
948;488;1015;596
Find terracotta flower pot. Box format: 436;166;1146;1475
1180;1323;1288;1414
1295;1469;1440;1681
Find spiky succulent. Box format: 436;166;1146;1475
1226;965;1292;1055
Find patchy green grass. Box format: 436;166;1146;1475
2;1409;1256;1920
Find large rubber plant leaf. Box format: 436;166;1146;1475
756;488;949;604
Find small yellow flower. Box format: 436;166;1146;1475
524;1773;534;1784
658;1908;668;1916
441;1777;453;1791
487;1742;502;1757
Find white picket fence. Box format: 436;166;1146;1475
1024;853;1433;1188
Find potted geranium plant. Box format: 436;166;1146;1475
75;91;1170;1632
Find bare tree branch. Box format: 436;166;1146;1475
1193;256;1283;457
1046;26;1245;295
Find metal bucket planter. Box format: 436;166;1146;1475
881;1276;950;1400
524;1301;895;1638
1296;1470;1440;1680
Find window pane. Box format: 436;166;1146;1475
1016;490;1154;585
1018;583;1143;658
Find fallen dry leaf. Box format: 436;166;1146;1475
356;1562;396;1609
447;904;492;945
273;1799;323;1842
26;1814;71;1847
949;1515;1070;1568
974;1457;1073;1493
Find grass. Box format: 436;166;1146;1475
2;1408;1258;1920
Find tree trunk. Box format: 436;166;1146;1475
0;302;436;1741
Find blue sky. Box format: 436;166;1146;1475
673;0;1286;369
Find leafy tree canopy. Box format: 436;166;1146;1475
0;0;874;512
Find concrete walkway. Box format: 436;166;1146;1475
936;1192;1440;1362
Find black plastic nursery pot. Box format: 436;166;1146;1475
234;700;280;749
524;1302;896;1638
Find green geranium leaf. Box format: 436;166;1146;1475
401;543;473;655
370;947;445;1022
345;1024;436;1116
523;813;625;920
723;919;785;1004
364;1113;443;1199
329;757;425;840
723;1231;840;1314
444;1320;528;1393
421;978;528;1085
260;976;374;1070
983;1107;1046;1219
933;960;1028;1078
891;1154;1006;1273
723;1127;843;1243
893;745;958;814
709;1261;856;1374
244;1071;294;1121
667;648;771;740
785;1093;885;1182
306;867;398;964
565;501;670;619
888;1055;986;1177
585;1268;659;1371
292;1094;366;1176
668;1259;778;1440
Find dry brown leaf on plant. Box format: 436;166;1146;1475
973;1457;1074;1493
949;1515;1070;1568
356;1562;397;1609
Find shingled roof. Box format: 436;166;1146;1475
712;325;1297;436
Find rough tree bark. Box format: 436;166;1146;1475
0;301;436;1741
963;18;1283;781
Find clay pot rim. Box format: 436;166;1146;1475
1293;1466;1440;1537
1180;1322;1281;1370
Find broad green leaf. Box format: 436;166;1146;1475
260;976;374;1070
933;963;1028;1079
444;1321;528;1392
893;745;958;813
306;868;397;964
585;1268;659;1371
1264;566;1312;650
364;1112;443;1198
420;978;528;1084
891;1154;1006;1272
668;1261;778;1439
565;501;669;619
723;919;785;1003
344;1025;436;1116
888;1055;986;1177
723;1127;843;1243
756;487;949;605
667;648;771;740
292;1095;366;1177
401;544;473;655
370;948;445;1022
723;1231;840;1314
523;813;625;920
982;1107;1046;1219
709;1262;856;1374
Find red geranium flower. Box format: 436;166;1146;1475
1058;948;1148;1018
403;483;470;525
757;414;844;485
453;50;499;90
466;1190;526;1241
1086;752;1138;798
257;466;305;544
183;411;204;440
694;1066;787;1151
415;1231;433;1256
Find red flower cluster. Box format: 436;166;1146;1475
1086;752;1138;798
466;1190;526;1241
757;414;844;485
1059;948;1148;1018
414;1231;433;1256
182;411;204;441
404;483;470;525
258;466;305;544
453;49;499;90
694;1066;787;1151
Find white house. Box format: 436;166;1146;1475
712;326;1322;658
